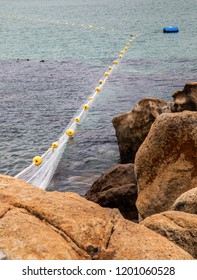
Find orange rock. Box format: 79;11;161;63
172;187;197;214
135;111;197;220
107;218;193;260
141;211;197;259
0;174;193;260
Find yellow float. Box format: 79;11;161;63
66;129;75;136
74;117;80;122
51;142;58;148
83;104;90;110
32;156;42;166
105;72;110;77
95;87;101;92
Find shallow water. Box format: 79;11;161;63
0;0;196;194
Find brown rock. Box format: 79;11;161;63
135;111;197;220
141;211;197;259
172;187;197;214
112;98;172;163
0;207;87;260
108;218;193;260
0;174;193;260
85;164;138;221
171;82;197;112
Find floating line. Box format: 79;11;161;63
0;13;115;31
15;35;140;189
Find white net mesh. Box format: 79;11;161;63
15;36;138;189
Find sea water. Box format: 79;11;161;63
0;0;196;194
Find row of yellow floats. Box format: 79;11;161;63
32;34;137;166
0;13;113;31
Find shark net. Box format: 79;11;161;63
15;35;138;189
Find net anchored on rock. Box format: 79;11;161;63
15;35;140;189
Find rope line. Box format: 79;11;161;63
0;13;115;31
15;34;140;189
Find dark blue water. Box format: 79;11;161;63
0;0;196;194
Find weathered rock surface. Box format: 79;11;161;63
0;174;193;260
112;98;172;163
106;217;193;260
172;187;197;214
85;164;137;220
135;111;197;220
171;82;197;112
141;211;197;259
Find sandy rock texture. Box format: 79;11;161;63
0;174;193;260
135;111;197;220
172;187;197;214
141;211;197;258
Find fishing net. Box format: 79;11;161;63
15;36;137;189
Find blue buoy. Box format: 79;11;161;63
163;26;179;33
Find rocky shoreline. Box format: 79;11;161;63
0;82;196;260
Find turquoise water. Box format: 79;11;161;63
1;0;196;61
0;0;196;194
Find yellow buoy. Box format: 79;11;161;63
99;79;103;84
89;25;94;28
95;87;101;92
83;104;90;110
105;72;110;77
32;156;42;166
113;60;118;65
124;47;128;50
130;34;134;37
51;142;58;148
66;129;75;136
127;43;130;46
120;51;124;55
74;117;80;122
119;55;122;59
88;97;94;101
108;66;112;71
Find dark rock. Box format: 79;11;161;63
85;164;138;221
171;82;197;112
112;98;172;163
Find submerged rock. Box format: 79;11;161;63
112;98;172;163
135;111;197;220
0;174;193;260
85;164;138;221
